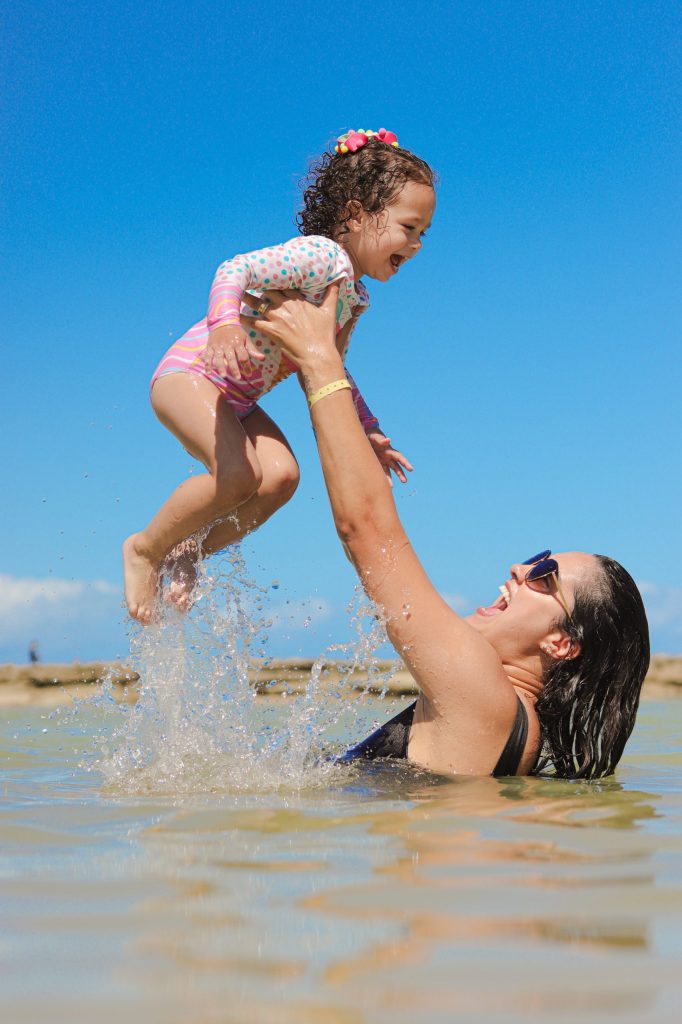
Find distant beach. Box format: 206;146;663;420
1;654;681;706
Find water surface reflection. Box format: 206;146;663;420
2;698;682;1023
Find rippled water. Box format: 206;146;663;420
3;552;682;1023
3;696;682;1024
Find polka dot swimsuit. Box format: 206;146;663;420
150;235;378;430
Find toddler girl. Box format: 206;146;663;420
123;128;436;622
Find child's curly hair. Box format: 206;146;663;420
297;138;436;239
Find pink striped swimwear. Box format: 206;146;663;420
151;234;379;430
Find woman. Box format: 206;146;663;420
246;285;650;779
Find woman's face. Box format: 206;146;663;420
466;551;598;663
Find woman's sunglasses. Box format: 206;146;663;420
522;550;574;625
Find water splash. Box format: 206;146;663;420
95;543;396;796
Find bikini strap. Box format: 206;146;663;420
492;697;529;777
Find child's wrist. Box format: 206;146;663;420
209;320;241;333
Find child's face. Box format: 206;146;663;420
344;181;436;282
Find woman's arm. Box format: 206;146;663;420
251;288;519;773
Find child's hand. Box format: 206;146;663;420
366;431;414;485
204;324;265;380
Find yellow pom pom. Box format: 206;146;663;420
340;144;348;154
391;141;399;147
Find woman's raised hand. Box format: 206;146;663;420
241;284;340;370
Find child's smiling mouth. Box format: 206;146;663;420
390;254;405;271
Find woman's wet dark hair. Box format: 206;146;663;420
533;556;650;780
297;138;436;239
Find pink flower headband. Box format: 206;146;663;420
334;127;399;155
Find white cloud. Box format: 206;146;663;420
0;574;123;656
0;575;118;617
638;581;682;635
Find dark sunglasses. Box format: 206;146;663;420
522;550;574;624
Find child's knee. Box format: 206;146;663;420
276;460;300;502
264;457;300;509
214;462;263;509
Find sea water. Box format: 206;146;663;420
3;548;682;1023
93;544;396;795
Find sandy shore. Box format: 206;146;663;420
0;657;416;707
1;654;681;707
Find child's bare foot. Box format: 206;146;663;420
122;534;159;623
163;538;200;612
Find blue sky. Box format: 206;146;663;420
2;0;681;663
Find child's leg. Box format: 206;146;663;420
123;373;263;622
202;406;300;551
165;406;300;608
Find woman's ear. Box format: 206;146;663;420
541;633;582;662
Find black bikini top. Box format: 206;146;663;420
339;696;530;777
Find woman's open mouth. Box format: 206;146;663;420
476;583;511;617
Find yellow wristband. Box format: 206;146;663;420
308;378;352;408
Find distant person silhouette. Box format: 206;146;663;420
28;641;40;664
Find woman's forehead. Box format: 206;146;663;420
555;551;597;580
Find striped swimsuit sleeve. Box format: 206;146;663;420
345;370;380;433
337;302;379;433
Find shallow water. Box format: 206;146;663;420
3;694;682;1024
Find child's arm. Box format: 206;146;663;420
336;314;379;430
352;377;414;485
365;429;414;485
204;251;269;379
344;369;380;432
204;322;266;379
205;237;355;379
339;319;413;486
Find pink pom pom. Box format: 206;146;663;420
375;127;399;147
